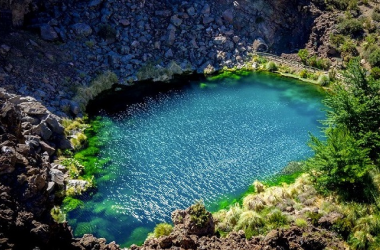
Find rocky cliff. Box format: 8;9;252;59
0;88;121;250
0;0;325;116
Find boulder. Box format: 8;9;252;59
18;102;48;115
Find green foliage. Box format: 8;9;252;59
369;49;380;67
266;209;289;228
235;211;264;238
152;223;173;238
307;127;373;199
62;197;84;213
318;75;330;86
51;206;66;223
299;69;308;78
337;18;363;37
330;34;346;48
189;200;210;227
60;158;84;179
298;49;309;63
266;62;278;72
325;0;350;10
370;67;380;80
372;8;380;22
306;211;323;226
295;218;308;228
307;58;380;201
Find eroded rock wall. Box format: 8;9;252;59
0;88;120;250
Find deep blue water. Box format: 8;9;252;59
68;72;325;247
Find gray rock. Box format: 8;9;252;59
8;96;37;105
18;102;49;115
201;4;211;14
155;10;172;17
31;123;52;141
213;36;227;45
88;0;103;7
40;24;59;41
40;140;55;156
203;16;214;25
222;9;234;23
171;15;182;27
166;29;176;46
187;7;196;16
47;182;55;193
165;49;173;58
50;169;65;185
72;23;93;37
252;37;268;52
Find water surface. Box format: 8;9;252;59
68;72;325;246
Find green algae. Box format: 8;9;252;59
62;197;84;213
74;222;98;236
73;117;112;183
122;227;151;247
210;171;303;212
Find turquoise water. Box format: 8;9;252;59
68;72;325;247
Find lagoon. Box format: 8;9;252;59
68;72;325;247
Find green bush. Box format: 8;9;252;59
267;209;289;227
337;19;363;37
299;69;308;78
298;49;309;63
330;34;346;48
266;62;278;72
372;8;380;22
152;223;173;238
318;75;330;86
295;218;308;228
189;200;210;227
325;0;350;10
369;49;380;67
370;67;380;79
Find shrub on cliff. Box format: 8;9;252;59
151;223;173;238
189;200;210;227
337;19;363;37
74;71;118;111
369;49;380;67
266;62;277;72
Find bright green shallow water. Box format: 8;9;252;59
68;72;325;247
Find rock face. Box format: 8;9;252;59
0;88;120;250
133;206;346;250
0;0;328;116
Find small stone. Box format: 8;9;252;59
72;23;93;37
88;0;103;7
165;49;173;58
201;4;210;14
171;15;182;27
0;44;11;54
187;7;196;16
203;16;214;25
119;19;130;26
40;24;59;41
222;9;234;23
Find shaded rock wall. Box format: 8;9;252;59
0;88;120;250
